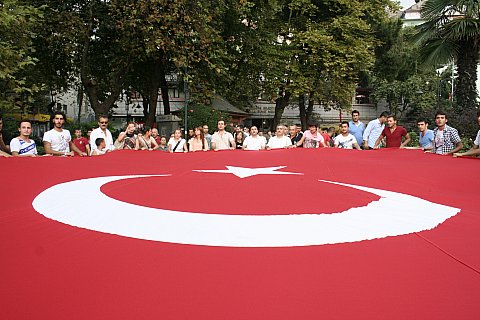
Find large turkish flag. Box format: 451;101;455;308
1;149;479;319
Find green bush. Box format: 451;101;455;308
179;104;231;133
408;131;419;147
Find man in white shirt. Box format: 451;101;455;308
43;111;85;156
243;126;266;150
266;125;292;149
334;122;361;150
10;120;38;157
89;115;114;153
211;120;235;151
363;111;389;149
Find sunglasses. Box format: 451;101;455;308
99;121;109;124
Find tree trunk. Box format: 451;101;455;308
144;61;162;127
455;38;480;137
76;85;83;125
160;68;171;115
272;90;291;131
299;93;306;130
141;94;150;120
306;91;314;127
146;88;157;127
79;3;129;120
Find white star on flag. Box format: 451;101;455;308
193;166;303;178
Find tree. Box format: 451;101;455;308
413;0;480;136
370;23;439;124
0;0;43;113
116;0;229;127
28;0;148;118
219;0;396;130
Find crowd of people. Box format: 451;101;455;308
0;109;479;158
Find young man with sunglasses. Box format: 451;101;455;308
89;115;114;154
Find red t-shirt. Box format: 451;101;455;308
73;137;89;153
320;133;330;147
381;126;407;148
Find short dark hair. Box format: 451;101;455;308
417;117;428;125
352;110;360;116
95;137;105;147
52;110;66;121
387;115;397;121
379;111;389;118
435;110;447;118
18;120;32;127
477;110;480;117
340;121;349;127
321;127;328;131
308;122;317;128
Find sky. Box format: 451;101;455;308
400;0;416;10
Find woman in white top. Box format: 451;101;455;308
188;127;209;152
168;129;188;153
138;127;159;150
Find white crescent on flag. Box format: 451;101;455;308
32;167;460;247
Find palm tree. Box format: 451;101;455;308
413;0;480;135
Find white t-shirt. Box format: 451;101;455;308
243;135;266;150
267;135;292;149
92;148;107;156
211;131;234;150
363;119;385;148
474;129;480;146
334;134;357;149
168;138;186;152
90;128;114;152
43;129;71;152
10;137;37;155
434;130;444;154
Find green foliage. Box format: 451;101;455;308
460;136;474;152
408;131;419;147
178;104;230;132
0;115;18;140
0;0;44;112
413;0;480;137
371;24;439;122
214;0;397;130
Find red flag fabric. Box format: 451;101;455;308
1;148;479;319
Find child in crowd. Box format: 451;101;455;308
91;138;109;156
